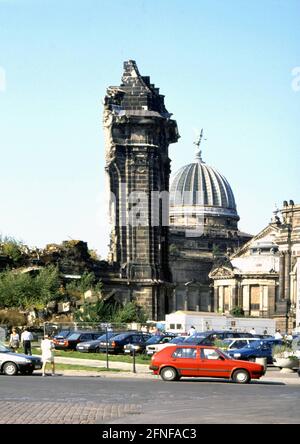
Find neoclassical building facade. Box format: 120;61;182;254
210;202;300;331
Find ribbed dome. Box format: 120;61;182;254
170;153;238;218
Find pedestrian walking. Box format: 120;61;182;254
21;328;34;355
9;328;20;351
41;334;55;376
249;327;256;335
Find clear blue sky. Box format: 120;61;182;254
0;0;299;257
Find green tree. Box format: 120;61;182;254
74;299;118;323
114;301;147;324
0;265;61;310
65;272;101;296
73;300;147;324
0;235;24;264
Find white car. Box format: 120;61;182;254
146;335;188;355
0;342;42;375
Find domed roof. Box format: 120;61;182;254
170;148;238;218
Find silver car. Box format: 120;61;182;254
0;342;42;375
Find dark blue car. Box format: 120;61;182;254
227;338;283;364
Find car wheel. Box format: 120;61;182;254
232;369;250;384
3;362;18;376
160;366;178;381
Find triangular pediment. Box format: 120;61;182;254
231;223;280;258
209;266;235;278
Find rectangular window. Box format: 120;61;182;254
172;348;197;359
232;340;248;349
201;349;220;360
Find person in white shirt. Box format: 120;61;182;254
41;335;55;376
188;326;196;336
21;328;34;355
274;329;283;340
250;328;256;335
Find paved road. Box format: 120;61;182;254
1;375;300;424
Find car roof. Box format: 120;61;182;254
68;331;103;335
165;344;215;349
224;337;259;341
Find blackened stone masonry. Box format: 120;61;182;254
103;60;179;319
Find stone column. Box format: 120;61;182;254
279;252;285;300
243;285;250;316
296;258;300;329
184;286;188;311
284;251;291;301
172;287;177;312
268;284;276;316
237;282;243;308
214;286;218;312
209;285;214;312
219;286;224;312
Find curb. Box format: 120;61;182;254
43;369;300;384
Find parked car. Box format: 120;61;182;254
76;332;120;353
100;332;151;354
0;342;42;375
146;335;188;355
218;337;262;350
227;338;283;364
54;331;103;350
52;330;73;347
197;331;254;346
149;345;265;383
183;332;211;344
124;333;176;355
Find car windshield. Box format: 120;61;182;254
66;333;81;340
184;334;206;343
0;342;10;353
55;330;71;338
146;336;165;345
111;333;132;341
96;332;118;342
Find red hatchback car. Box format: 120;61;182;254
149;345;265;384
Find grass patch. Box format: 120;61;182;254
31;348;151;365
53;363;123;372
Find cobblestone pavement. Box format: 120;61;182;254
0;399;142;424
1;367;299;424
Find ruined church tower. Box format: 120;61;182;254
103;60;179;319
